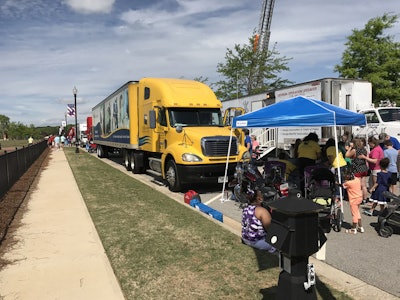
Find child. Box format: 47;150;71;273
241;190;276;253
364;157;391;216
342;168;364;234
383;139;398;193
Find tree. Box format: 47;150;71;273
334;13;400;104
214;35;292;100
0;114;10;140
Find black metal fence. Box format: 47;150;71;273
0;140;48;199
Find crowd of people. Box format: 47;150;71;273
47;134;75;150
241;130;400;249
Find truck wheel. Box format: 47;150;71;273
97;145;104;158
123;150;132;171
130;152;142;174
166;160;181;192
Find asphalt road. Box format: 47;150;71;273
102;155;400;298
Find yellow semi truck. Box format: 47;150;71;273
92;78;246;191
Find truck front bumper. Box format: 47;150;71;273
176;162;237;184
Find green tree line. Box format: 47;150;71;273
0;114;60;140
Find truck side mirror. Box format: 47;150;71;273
149;110;156;129
175;125;183;133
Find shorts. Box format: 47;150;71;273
354;171;368;177
371;169;380;176
389;173;398;185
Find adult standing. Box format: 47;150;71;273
250;135;260;164
60;135;66;147
378;132;400;150
359;136;384;191
379;132;400;177
297;133;321;194
297;133;321;170
383;139;398;194
54;135;61;150
325;138;348;202
243;129;252;157
346;138;369;201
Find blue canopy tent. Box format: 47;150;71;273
232;96;366;128
222;96;367;211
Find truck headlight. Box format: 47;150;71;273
182;153;203;162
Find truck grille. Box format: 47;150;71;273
201;137;238;157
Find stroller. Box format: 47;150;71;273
263;160;288;197
377;191;400;238
305;166;343;232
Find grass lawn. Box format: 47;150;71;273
64;148;352;300
0;140;32;155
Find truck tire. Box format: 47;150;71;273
166;160;181;192
123;150;132;171
97;145;104;158
97;145;108;158
130;151;142;174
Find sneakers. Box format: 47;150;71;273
363;210;373;216
357;226;365;233
345;228;357;234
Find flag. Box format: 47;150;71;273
67;104;75;116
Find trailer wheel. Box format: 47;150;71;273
166;160;181;192
97;145;104;158
123;150;132;171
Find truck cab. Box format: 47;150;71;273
353;106;400;140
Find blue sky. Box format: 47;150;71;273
1;0;399;127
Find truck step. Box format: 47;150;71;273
146;169;162;177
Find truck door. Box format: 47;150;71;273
222;107;245;126
156;107;168;152
223;107;245;145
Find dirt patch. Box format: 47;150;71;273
0;148;50;267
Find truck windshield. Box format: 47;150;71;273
378;108;400;122
168;108;223;127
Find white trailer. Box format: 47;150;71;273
221;78;372;152
274;78;372;148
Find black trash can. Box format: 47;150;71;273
266;191;327;300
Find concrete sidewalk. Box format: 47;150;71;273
0;149;125;300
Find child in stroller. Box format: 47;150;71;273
306;166;343;232
377;191;400;237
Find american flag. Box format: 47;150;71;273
67;104;75;116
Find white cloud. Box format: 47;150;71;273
64;0;115;14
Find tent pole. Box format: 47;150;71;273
333;123;344;214
221;128;234;202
